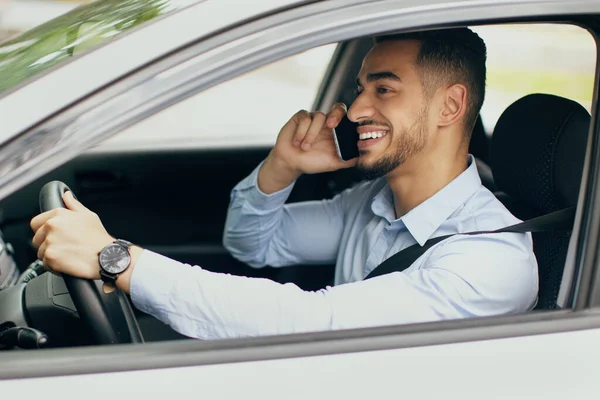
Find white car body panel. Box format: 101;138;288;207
3;327;600;398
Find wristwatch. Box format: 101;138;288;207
98;239;132;284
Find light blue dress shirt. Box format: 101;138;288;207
130;156;538;340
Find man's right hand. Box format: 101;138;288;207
258;103;357;194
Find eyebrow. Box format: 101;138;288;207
355;71;401;87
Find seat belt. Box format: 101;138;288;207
364;206;576;280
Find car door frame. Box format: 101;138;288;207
1;0;600;381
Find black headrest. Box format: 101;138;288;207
490;94;591;214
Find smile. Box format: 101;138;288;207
359;130;388;140
357;130;389;150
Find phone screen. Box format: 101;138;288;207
333;115;359;161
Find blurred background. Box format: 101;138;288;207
0;0;596;149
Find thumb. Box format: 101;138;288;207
62;191;90;212
339;157;358;169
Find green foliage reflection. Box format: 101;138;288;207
0;0;176;95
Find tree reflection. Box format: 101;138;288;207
0;0;176;94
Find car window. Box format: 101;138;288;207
472;24;596;133
97;43;338;150
0;0;200;96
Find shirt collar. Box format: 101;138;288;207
370;155;482;246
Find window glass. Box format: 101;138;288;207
472;24;596;133
0;0;199;96
99;43;338;149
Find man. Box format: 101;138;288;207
30;28;538;340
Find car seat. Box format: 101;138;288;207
490;93;591;309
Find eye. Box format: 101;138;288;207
377;87;391;94
354;87;364;96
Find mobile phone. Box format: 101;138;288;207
333;115;359;161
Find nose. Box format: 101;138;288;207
347;92;376;123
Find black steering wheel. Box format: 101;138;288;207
39;181;144;345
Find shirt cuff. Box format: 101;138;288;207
232;160;296;209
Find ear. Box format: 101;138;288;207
438;84;467;127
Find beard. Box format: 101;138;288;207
356;107;428;181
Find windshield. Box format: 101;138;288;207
0;0;200;97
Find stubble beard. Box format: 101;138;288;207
356;107;429;181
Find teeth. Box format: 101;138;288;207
359;131;387;140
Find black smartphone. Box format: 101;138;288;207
333;115;359;161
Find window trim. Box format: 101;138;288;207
0;0;599;380
581;25;600;308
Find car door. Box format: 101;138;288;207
1;0;600;398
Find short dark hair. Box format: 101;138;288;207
374;28;487;137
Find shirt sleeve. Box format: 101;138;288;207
222;162;346;268
130;231;537;340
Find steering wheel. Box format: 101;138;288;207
39;181;144;345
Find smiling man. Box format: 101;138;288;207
30;28;538;339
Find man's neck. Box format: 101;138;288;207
386;152;469;219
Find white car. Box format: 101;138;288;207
0;0;599;398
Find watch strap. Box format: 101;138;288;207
114;239;132;249
100;268;117;284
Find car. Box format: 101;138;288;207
0;0;599;397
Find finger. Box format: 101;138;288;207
330;153;358;170
103;283;117;294
278;110;302;139
340;157;358;168
326;103;348;129
63;191;89;212
32;223;49;250
37;237;48;262
292;110;312;147
301;111;327;151
30;209;60;233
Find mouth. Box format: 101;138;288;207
357;129;389;150
358;130;388;140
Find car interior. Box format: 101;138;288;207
0;22;595;347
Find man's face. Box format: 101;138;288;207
348;39;431;179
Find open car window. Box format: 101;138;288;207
93;24;597;153
96;43;338;150
81;22;596;326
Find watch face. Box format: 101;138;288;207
99;244;131;274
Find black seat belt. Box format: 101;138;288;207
364;206;576;280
